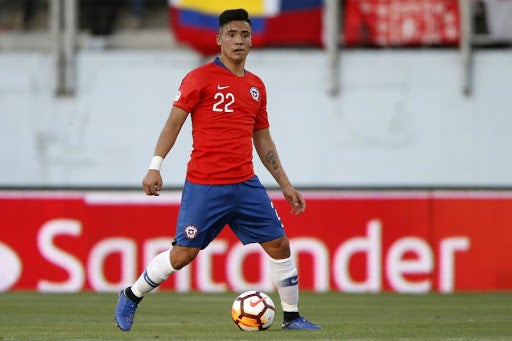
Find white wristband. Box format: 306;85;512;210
148;156;163;171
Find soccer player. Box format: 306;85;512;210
115;8;321;332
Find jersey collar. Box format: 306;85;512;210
214;56;246;75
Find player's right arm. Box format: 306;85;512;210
142;106;189;196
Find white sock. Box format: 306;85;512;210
270;256;299;312
131;249;176;297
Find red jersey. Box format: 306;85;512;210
173;57;269;184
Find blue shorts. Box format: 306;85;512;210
173;176;285;249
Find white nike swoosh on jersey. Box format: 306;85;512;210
217;85;230;90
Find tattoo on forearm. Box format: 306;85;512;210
265;150;281;180
265;150;278;170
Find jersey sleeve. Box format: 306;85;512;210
254;81;270;131
173;70;202;113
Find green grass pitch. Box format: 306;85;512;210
0;291;511;340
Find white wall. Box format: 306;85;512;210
1;48;511;188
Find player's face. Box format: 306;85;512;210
217;21;252;62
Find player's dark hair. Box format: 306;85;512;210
218;8;252;28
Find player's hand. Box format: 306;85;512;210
142;170;163;196
282;186;306;215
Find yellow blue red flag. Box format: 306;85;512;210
168;0;323;56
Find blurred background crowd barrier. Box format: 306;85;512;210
1;0;511;96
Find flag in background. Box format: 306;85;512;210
168;0;323;56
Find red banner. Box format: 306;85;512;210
1;191;511;293
343;0;460;46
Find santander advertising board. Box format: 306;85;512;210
0;191;511;293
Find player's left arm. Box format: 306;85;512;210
253;128;306;215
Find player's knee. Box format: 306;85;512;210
170;246;199;269
261;236;291;259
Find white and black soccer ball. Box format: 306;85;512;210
231;291;276;331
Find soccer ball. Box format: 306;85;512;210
231;291;276;331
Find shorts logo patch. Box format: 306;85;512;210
184;225;198;239
250;87;260;101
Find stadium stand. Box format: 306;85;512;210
0;0;179;50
